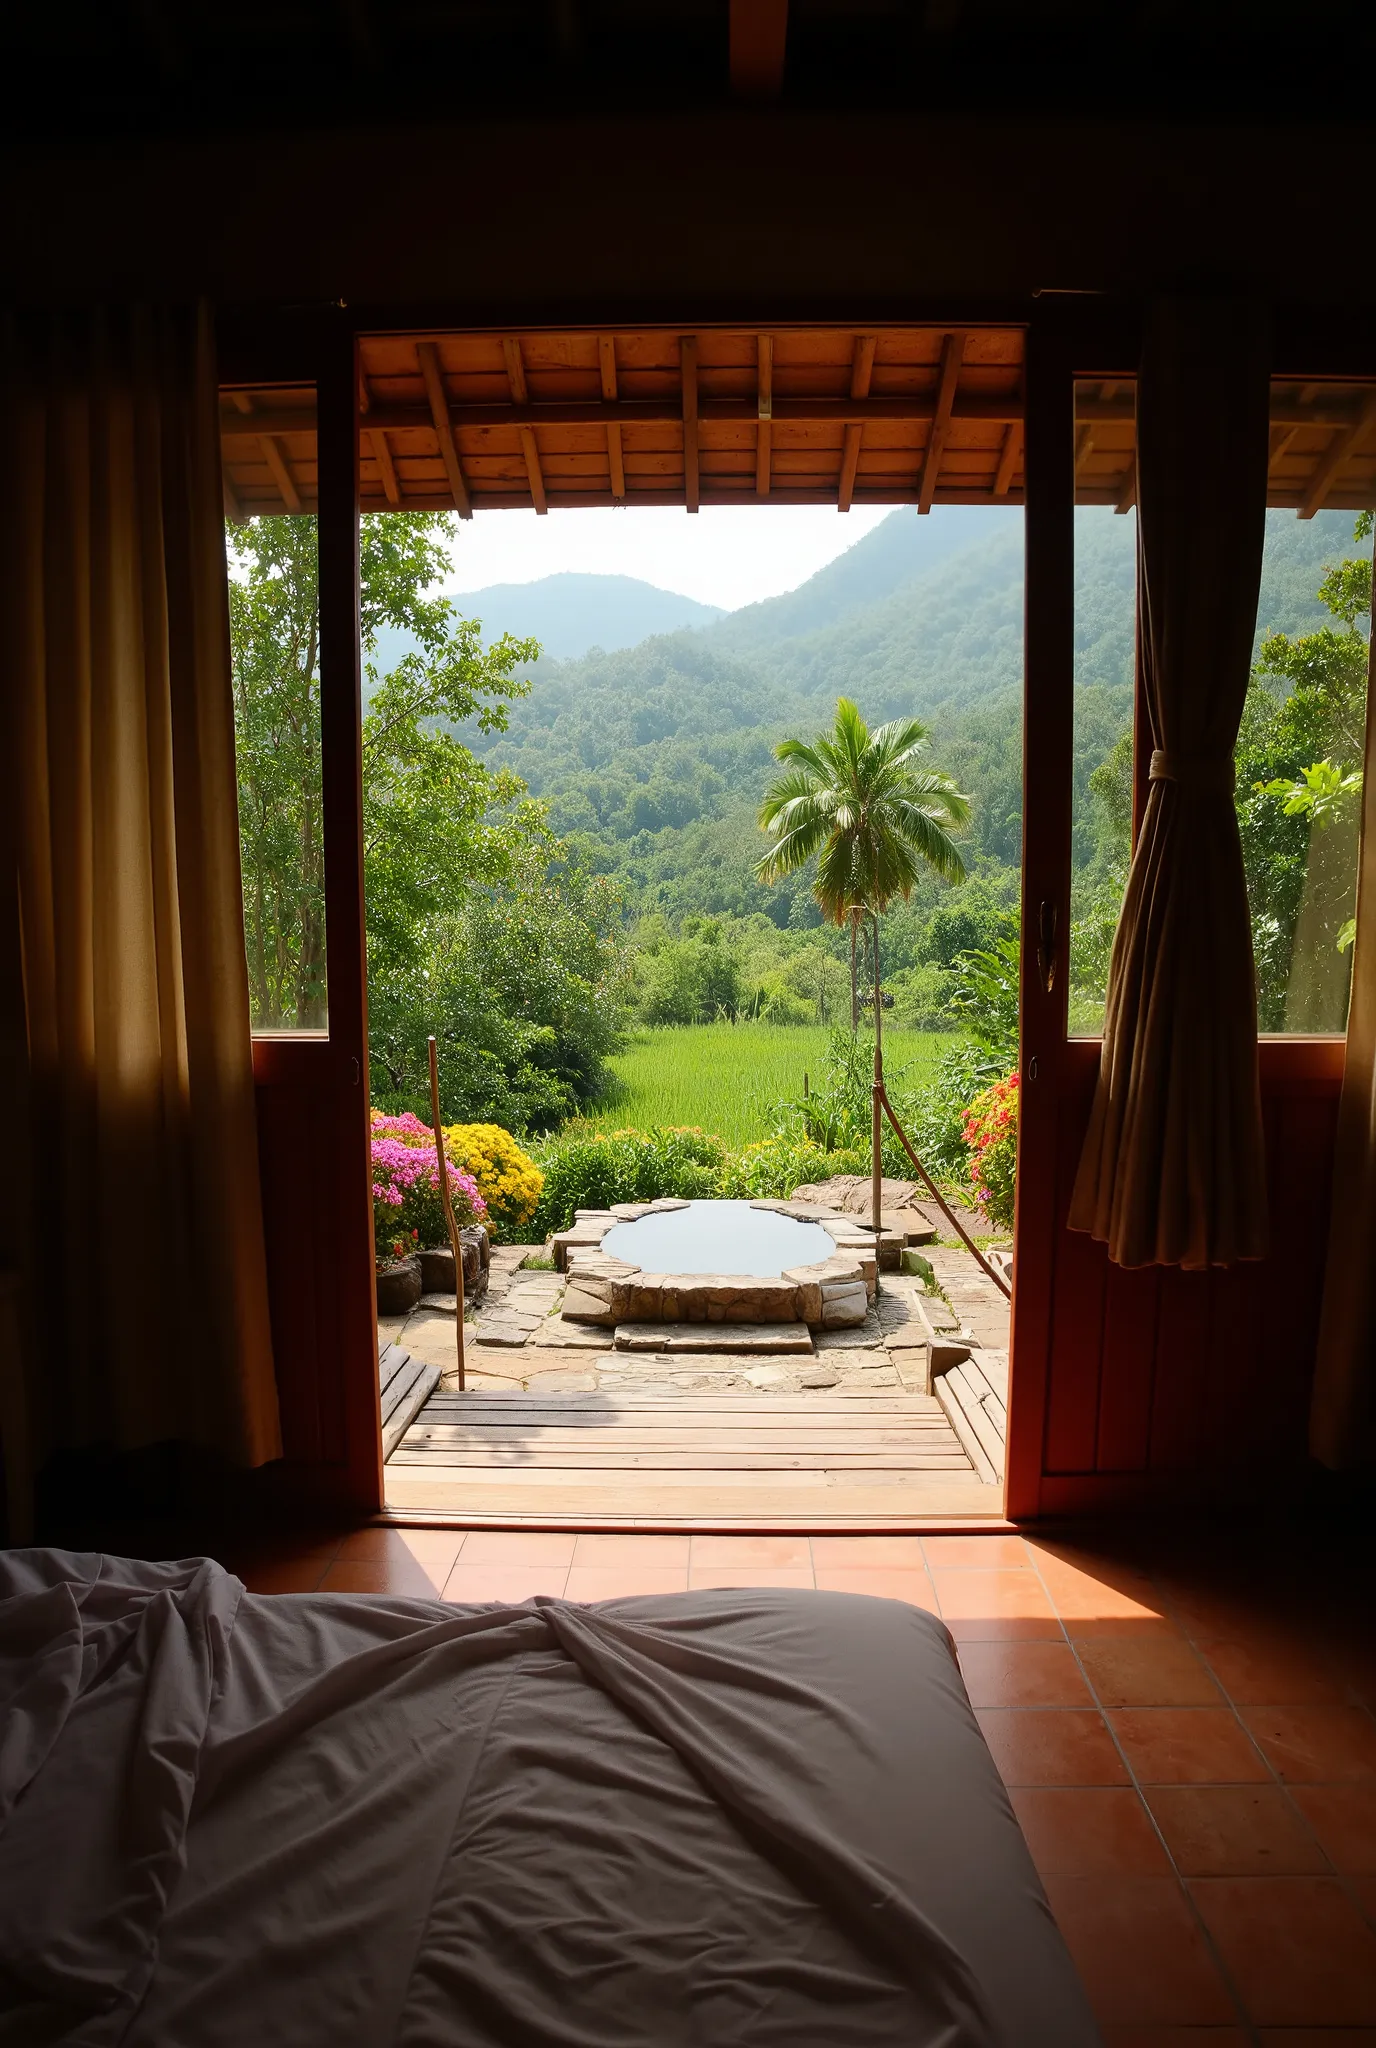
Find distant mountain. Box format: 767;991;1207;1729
455;504;1365;917
709;504;1021;661
448;572;724;661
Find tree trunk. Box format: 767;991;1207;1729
871;914;883;1237
849;913;859;1029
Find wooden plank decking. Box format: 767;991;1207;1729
385;1389;1004;1526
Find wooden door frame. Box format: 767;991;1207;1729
222;309;381;1516
1005;300;1369;1521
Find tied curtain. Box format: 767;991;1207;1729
1310;523;1376;1469
0;304;281;1533
1069;301;1270;1269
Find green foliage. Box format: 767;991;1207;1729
717;1136;869;1199
229;509;627;1127
910;1040;1008;1180
944;925;1021;1068
638;922;744;1024
1238;513;1370;1029
532;1126;727;1235
756;698;970;919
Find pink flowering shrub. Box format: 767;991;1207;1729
371;1110;487;1266
962;1072;1019;1230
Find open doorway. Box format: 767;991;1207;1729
223;324;1027;1525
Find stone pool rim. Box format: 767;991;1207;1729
551;1196;879;1330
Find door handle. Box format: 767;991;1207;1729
1036;900;1058;996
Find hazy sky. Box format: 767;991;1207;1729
442;504;896;612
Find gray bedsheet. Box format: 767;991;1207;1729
0;1550;1099;2047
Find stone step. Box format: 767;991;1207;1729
614;1321;815;1355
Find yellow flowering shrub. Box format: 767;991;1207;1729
441;1123;544;1239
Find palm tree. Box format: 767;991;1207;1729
755;697;969;1234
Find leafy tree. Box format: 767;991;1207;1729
229;510;626;1123
1239;511;1371;1028
755;697;968;1227
639;922;744;1024
756;697;969;1028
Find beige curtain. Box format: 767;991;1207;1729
1310;526;1376;1468
1069;300;1270;1269
0;304;281;1535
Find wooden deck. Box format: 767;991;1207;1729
385;1389;1004;1526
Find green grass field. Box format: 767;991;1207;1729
586;1022;954;1149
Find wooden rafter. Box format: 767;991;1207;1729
993;421;1021;498
682;334;700;514
756;334;772;496
222;470;244;522
416;342;472;518
503;339;547;512
1073;423;1095;477
918;330;964;515
729;0;788;99
1115;452;1137;514
838;333;876;513
1300;387;1376;519
371;425;400;506
260;434;301;513
599;334;625;502
361;365;400;505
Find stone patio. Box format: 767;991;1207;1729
381;1235;1011;1402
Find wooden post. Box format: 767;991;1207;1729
871;914;884;1237
428;1035;466;1391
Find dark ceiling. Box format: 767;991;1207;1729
7;0;1374;142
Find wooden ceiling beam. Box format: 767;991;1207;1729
360;367;400;506
1299;387;1376;519
599;334;625;502
1115;451;1137;514
992;420;1021;498
756;334;773;497
371;426;400;506
730;0;788;99
502;337;529;406
416;342;472;518
918;331;964;515
519;426;548;514
259;435;301;513
221;393;1029;437
503;339;547;512
682;335;700;515
837;334;876;514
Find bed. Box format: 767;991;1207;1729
0;1549;1100;2047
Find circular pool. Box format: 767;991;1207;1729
602;1199;836;1277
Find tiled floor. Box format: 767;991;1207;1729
224;1521;1376;2042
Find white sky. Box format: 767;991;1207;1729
442;504;896;612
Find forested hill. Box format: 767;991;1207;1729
458;508;1357;927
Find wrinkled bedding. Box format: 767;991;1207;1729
0;1550;1099;2047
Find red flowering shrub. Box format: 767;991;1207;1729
962;1072;1019;1229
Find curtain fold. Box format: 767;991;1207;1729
1069;299;1270;1269
1309;525;1376;1469
0;304;281;1534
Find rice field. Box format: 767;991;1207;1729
586;1022;954;1149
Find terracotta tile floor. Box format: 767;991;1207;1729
214;1522;1376;2039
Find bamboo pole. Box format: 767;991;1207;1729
427;1035;466;1390
877;1083;1012;1300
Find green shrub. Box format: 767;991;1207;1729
718;1136;868;1200
533;1124;727;1234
